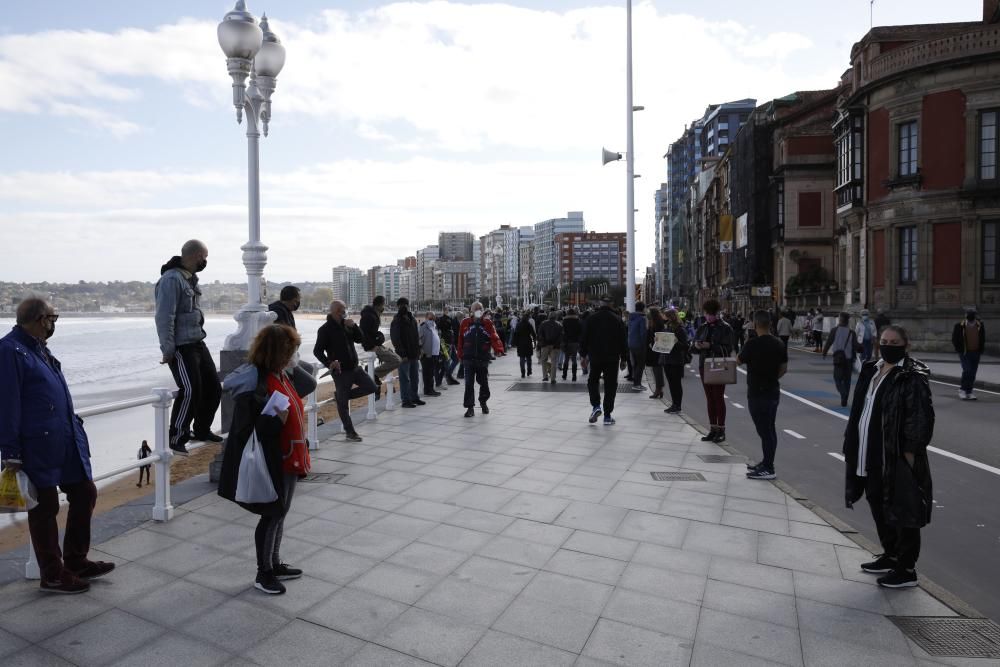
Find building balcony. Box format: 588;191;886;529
862;24;1000;87
835;182;864;211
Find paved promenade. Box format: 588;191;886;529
0;355;977;666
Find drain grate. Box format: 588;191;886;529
507;383;635;393
650;472;706;482
697;454;748;464
888;617;1000;658
300;473;347;484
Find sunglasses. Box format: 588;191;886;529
40;313;60;322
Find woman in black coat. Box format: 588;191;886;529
513;314;537;378
660;309;689;413
645;307;666;399
218;324;310;595
843;324;934;589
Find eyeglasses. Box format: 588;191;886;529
40;313;59;322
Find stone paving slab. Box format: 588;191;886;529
0;354;972;665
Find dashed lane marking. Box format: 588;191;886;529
731;402;745;409
828;452;845;462
783;429;807;439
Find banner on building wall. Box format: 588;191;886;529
719;215;733;253
736;213;748;249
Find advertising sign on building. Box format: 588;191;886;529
719;215;733;253
736;213;748;249
751;286;772;297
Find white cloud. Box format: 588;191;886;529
0;2;846;282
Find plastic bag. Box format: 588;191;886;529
16;471;38;510
235;431;277;504
0;468;26;510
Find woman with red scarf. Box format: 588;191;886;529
219;324;311;595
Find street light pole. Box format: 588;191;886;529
217;1;286;352
625;0;636;313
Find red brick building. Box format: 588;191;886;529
554;231;627;294
834;6;1000;351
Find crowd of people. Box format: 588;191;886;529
1;237;987;596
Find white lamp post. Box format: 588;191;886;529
217;1;286;352
492;245;503;310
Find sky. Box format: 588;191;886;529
0;0;985;284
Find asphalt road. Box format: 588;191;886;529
658;344;1000;623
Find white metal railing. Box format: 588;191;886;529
21;348;387;579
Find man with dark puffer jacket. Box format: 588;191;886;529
580;297;628;425
360;295;400;388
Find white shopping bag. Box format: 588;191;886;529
235;432;278;504
16;471;38;510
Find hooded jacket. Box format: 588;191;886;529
359;305;384;351
843;357;935;528
154;256;206;357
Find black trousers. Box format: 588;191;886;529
333;367;376;434
650;365;664;392
588;358;619;414
562;343;579;378
664;363;684;407
865;463;921;569
421;356;438;394
519;355;533;376
463;361;490;408
630;347;646;386
167;341;221;442
747;391;780;469
255;473;297;572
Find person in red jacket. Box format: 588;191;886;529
456;302;505;417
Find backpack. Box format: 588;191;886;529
463;320;493;361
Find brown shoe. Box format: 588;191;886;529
40;571;90;594
67;560;116;580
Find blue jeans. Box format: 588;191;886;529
861;338;873;362
960;351;981;393
398;358;420;403
747;391;780;470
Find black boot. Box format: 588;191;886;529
700;429;717;442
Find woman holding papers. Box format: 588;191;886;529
660;309;689;414
218;324;310;595
646;307;667;399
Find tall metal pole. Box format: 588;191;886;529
625;0;637;313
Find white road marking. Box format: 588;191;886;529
731;402;745;409
828;452;845;462
736;368;1000;478
928;378;1000;396
783;429;806;439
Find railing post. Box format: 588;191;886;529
308;362;320;450
25;535;39;579
151;388;175;522
366;352;378;420
385;371;397;410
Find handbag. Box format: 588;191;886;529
235;431;278;504
703;355;738;385
651;331;677;354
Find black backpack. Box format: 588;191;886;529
463;321;492;361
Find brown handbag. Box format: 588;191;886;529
703;355;738;385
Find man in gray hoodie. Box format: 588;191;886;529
155;239;222;455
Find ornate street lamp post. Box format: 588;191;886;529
217;0;286;353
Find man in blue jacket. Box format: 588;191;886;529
627;302;648;391
0;298;114;594
155;240;223;455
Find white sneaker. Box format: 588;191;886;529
967;392;978;401
959;390;969;400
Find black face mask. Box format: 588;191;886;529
45;322;55;339
967;313;976;322
195;259;208;272
880;344;906;365
291;300;300;312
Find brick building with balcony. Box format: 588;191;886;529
554;231;627;300
834;2;1000;351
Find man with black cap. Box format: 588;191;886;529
580;296;628;425
952;307;986;400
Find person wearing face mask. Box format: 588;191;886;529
952;307;986;401
844;325;934;589
0;298;115;594
419;311;442;398
456;302;505;417
693;299;735;443
314;300;375;442
268;286;301;329
154;239;223;455
390;298;424;408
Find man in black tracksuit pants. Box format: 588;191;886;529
580;298;628;425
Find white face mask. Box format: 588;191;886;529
285;350;300;371
474;310;484;319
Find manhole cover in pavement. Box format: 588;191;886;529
650;472;706;481
697;454;748;464
888;617;1000;658
300;473;347;484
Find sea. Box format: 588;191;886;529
4;315;329;480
